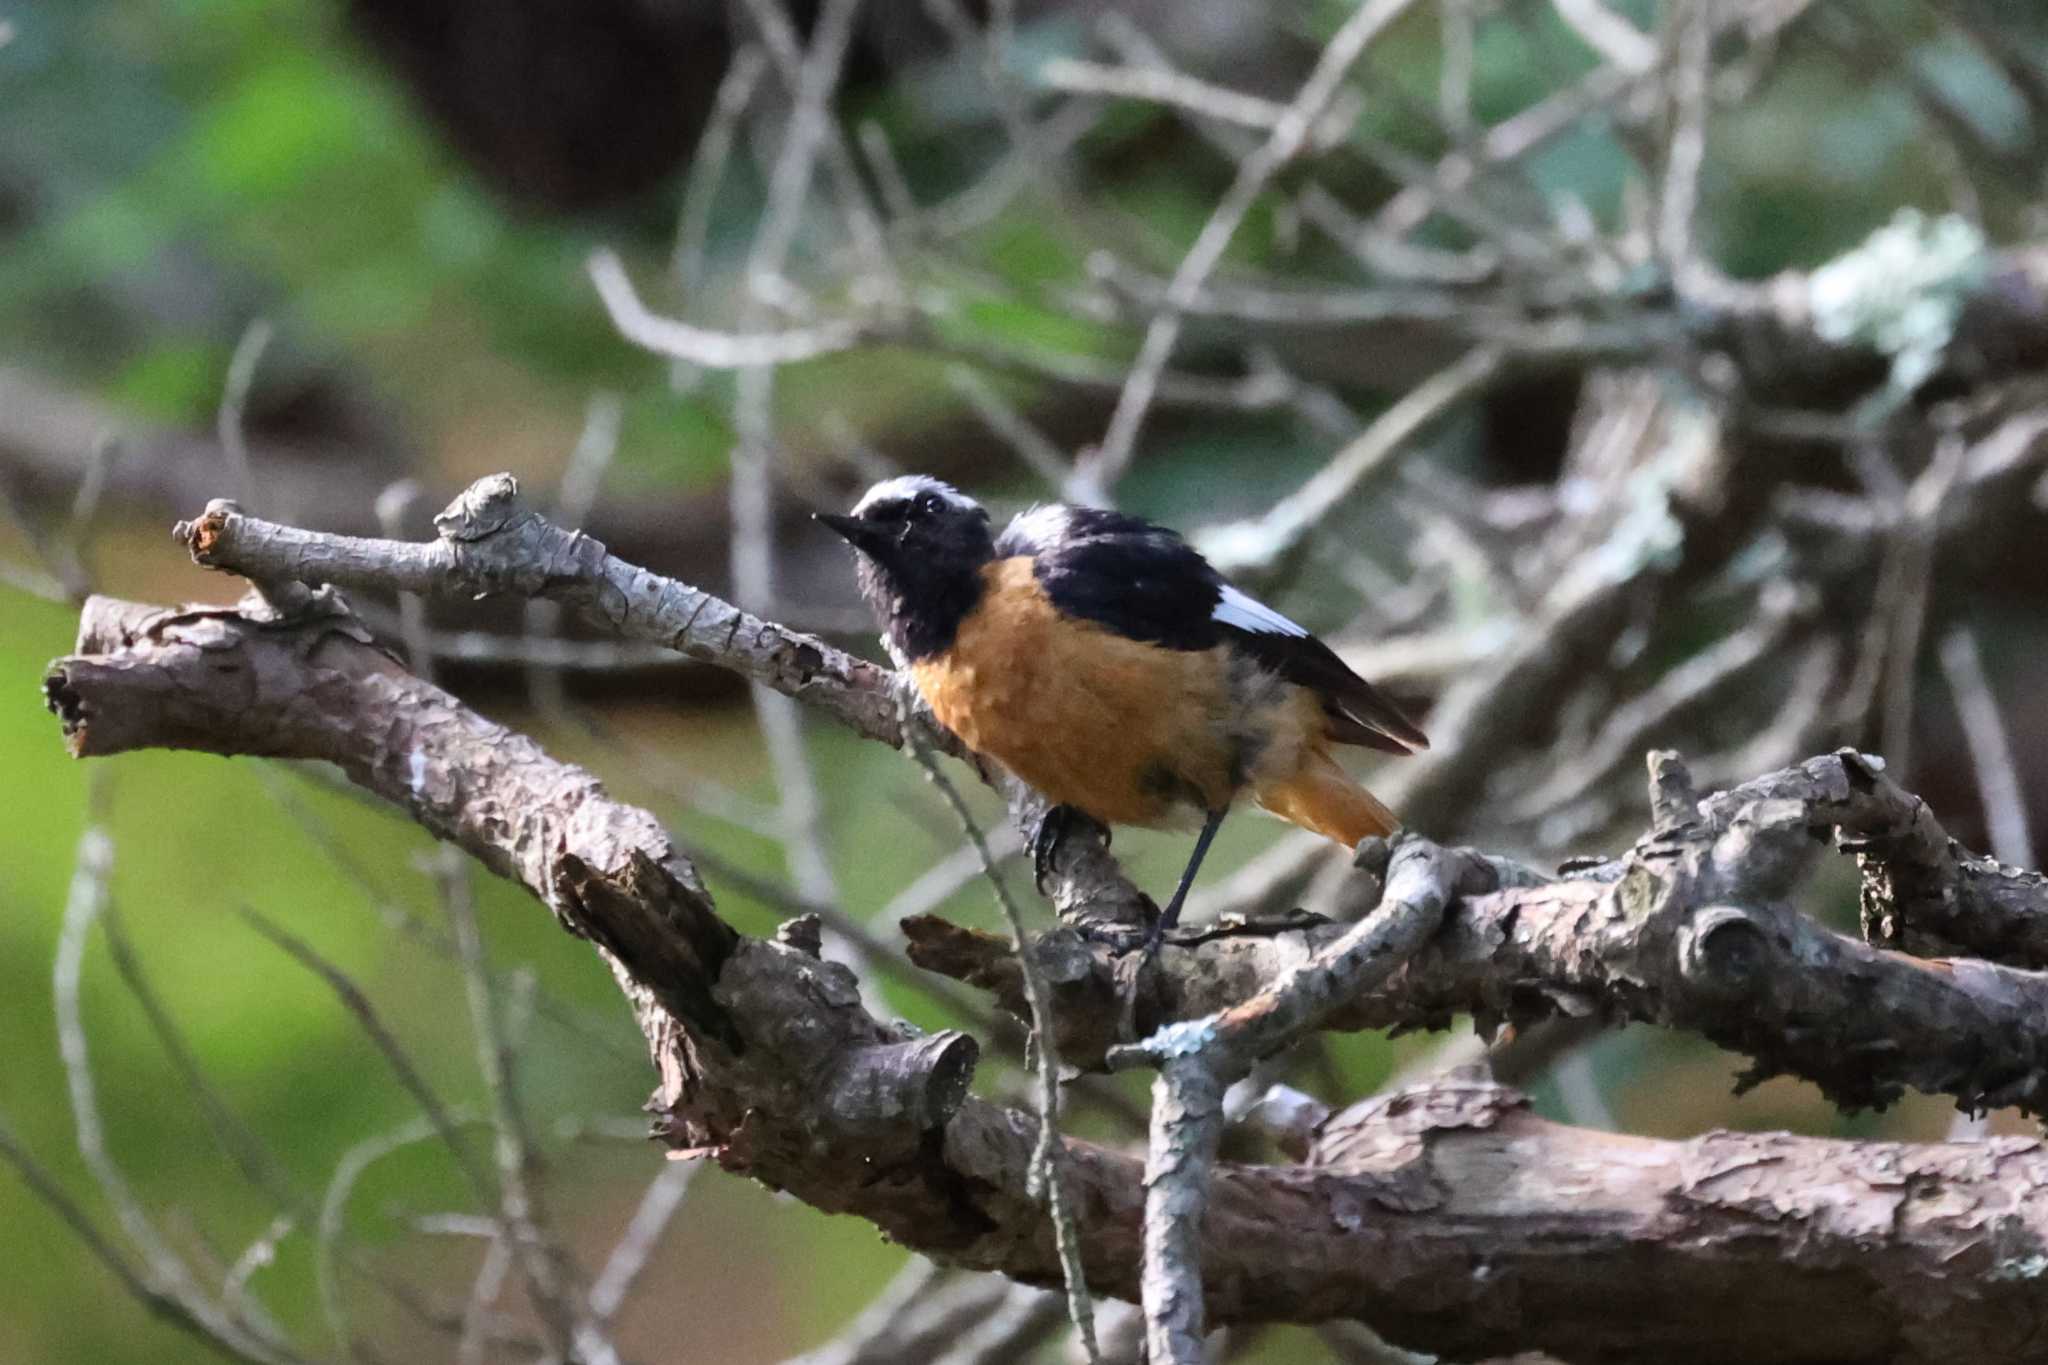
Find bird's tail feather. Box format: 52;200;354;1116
1253;751;1398;846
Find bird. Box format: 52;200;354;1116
817;475;1428;943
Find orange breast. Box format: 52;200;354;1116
910;557;1321;828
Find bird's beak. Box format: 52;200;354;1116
814;511;885;555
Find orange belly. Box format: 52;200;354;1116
911;557;1335;829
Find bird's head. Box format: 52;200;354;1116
816;475;996;661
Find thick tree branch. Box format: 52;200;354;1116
42;586;2048;1364
915;751;2048;1116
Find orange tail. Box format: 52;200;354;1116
1253;750;1399;846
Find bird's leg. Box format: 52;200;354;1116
1148;807;1228;950
1030;802;1108;894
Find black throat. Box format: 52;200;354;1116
855;544;993;662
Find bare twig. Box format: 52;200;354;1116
736;0;897;294
236;905;496;1204
373;479;435;684
1109;838;1465;1364
946;365;1098;504
1197;347;1504;578
587;1161;698;1324
728;0;868;1006
456;1234;514;1365
897;693;1099;1362
926;1284;1066;1365
1034;58;1356;145
1553;0;1657;74
316;1112;480;1353
589;249;865;368
217;318;273;514
1508;581;1810;824
672;44;770;305
0;1111;275;1362
1938;624;2035;870
54;803;299;1364
173;478;921;751
1881;440;1964;777
525;391;624;712
784;1264;1053;1365
435;852;598;1362
1088;0;1427;488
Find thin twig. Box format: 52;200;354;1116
587;1161;699;1324
54;798;300;1365
945;365;1097;504
896;692;1098;1362
856;120;920;224
672;44;770;304
1088;0;1426;489
525;391;624;712
1509;583;1809;823
737;0;898;295
1879;440;1964;776
1656;0;1712;285
1938;625;2035;870
589;249;865;368
218;319;273;514
1553;0;1657;74
316;1112;479;1353
1109;837;1464;1364
1196;347;1504;578
373;480;435;685
435;852;598;1362
236;905;496;1204
1035;58;1348;140
456;1234;514;1365
726;0;864;1011
221;1215;296;1333
0;1111;274;1362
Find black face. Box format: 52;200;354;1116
817;481;996;661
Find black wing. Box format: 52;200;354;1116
1000;506;1428;754
1003;506;1226;649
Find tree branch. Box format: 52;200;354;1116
914;750;2048;1116
161;477;1157;937
37;513;2048;1363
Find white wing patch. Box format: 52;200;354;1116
1213;584;1309;637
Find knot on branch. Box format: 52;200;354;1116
693;939;982;1158
1676;905;1771;999
433;473;525;540
823;1032;981;1136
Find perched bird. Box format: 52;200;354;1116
818;475;1427;941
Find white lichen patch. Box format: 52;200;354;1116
1808;209;1989;392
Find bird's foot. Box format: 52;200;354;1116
1030;803;1109;894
